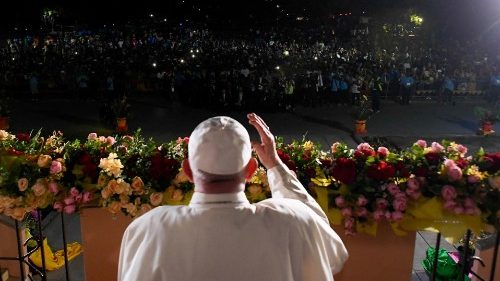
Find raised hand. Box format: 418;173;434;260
247;113;281;170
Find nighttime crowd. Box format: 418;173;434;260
1;17;500;114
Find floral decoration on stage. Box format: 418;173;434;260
0;129;498;239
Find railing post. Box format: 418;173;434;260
490;231;499;281
36;210;47;281
61;212;70;281
14;220;25;281
430;232;442;281
460;229;472;281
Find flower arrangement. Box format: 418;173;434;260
0;130;498;237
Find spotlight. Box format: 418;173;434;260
283;50;289;56
191;54;196;58
314;56;318;60
152;63;157;67
150;14;154;18
180;59;185;63
275;66;280;70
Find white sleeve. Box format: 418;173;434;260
267;162;329;224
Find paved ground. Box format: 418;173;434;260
4;94;499;280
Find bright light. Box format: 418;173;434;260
410;14;423;26
283;50;289;56
190;49;194;53
152;63;157;67
180;59;185;63
314;56;318;60
11;57;15;61
196;49;199;53
296;16;304;21
75;51;78;55
150;14;154;18
275;66;280;70
276;5;280;8
191;54;195;58
163;18;167;22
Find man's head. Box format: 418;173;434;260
183;116;257;193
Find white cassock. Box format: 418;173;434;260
118;163;348;281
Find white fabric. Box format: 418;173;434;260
118;163;348;281
188;116;252;175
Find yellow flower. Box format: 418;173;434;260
98;153;123;178
303;141;314;152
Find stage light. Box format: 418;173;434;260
283;50;289;56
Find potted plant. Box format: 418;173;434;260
0;97;11;130
352;95;371;134
474;106;499;135
111;95;131;133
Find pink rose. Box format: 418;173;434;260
448;166;463;181
17;178;29;192
385;211;392;220
391;211;404;222
357;142;373;151
106;136;116;146
373;210;385;222
32;183;46;197
457;145;467;155
467;175;479;184
416;140;427;148
393;198;408;212
377;146;389;158
394;192;407;201
444;159;456;168
149;192;163;206
407;178;420;191
63;196;75;206
54;202;64;212
341;207;353;217
64;204;76;214
335;196;346;208
87;133;98;140
70;187;80;198
50;160;63;174
431;142;444;153
376;198;389;210
356;195;368;207
98;136;106;143
386;183;400;195
48;182;59;194
356;207;369;217
441;185;457;201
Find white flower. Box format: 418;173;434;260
0;130;14;141
99;153;124;178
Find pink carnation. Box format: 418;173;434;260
82;192;92;203
407;177;420;191
356;195;368;207
406;189;421;200
443;200;456;211
87;133;98;140
391;211;404;222
416;140;427;148
373;210;385;222
393;198;408;212
63;196;75;206
64;204;76;214
457;145;467;155
357;142;373;151
356;207;369;217
70;187;80;198
50;161;63;174
444;159;456;168
341;207;353;217
335;196;346;208
386;183;400;195
441;185;457;201
376;198;389;210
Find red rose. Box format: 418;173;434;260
455;158;468;169
353;150;364;159
320;159;332;167
424;152;441;165
285;160;297;172
367;161;396;181
304;167;316;179
16;133;31;142
331;157;356;184
414;166;428;177
277;149;291;162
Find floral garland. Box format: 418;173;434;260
0;129;498;236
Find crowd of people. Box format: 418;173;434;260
1;18;500;114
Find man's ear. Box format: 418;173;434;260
245;158;258;181
182;159;194;183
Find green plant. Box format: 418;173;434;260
474;106;500;124
111;96;131;118
352;95;371;120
